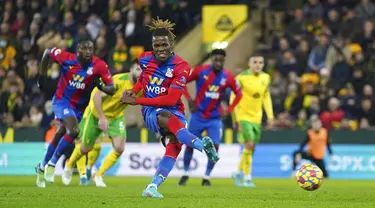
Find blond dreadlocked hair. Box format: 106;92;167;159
147;17;176;41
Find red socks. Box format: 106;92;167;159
165;142;182;159
167;115;186;135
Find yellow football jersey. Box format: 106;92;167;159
85;73;134;120
230;69;274;124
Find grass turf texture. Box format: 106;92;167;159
0;176;374;208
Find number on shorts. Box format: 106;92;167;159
119;121;125;131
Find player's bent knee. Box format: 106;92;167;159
158;111;173;118
243;141;253;150
113;146;125;154
68;128;80;139
168;135;178;143
80;145;92;154
157;111;173;128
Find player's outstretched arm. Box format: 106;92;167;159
134;87;183;107
94;77;116;95
262;77;274;129
37;48;53;89
96;61;116;95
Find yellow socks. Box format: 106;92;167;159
87;143;101;169
67;144;84;169
240;149;253;178
76;153;87;175
238;153;244;172
96;151;121;176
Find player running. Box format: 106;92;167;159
121;18;219;198
62;64;142;187
292;117;333;178
231;55;274;187
178;49;242;186
35;40;115;187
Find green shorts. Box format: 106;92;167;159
79;110;127;147
237;121;261;144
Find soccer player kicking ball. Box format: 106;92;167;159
178;49;242;186
35;40;115;187
121;18;219;198
231;55;274;187
292;117;333;178
62;66;142;187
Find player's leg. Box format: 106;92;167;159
62;112;101;185
35;123;66;188
41;123;66;168
234;121;260;187
94;117;126;187
74;140;89;185
156;111;219;162
45;113;80;183
313;158;329;178
86;139;102;180
202;118;222;186
141;108;218;198
232;131;245;186
142;136;182;198
179;114;204;186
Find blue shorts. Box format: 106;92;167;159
142;107;187;136
52;103;83;123
188;113;222;144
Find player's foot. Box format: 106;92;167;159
202;179;211;186
142;184;163;198
80;174;88;186
243;180;256;188
202;136;219;162
232;172;244;187
94;176;107;187
44;164;55;183
62;168;73;185
35;163;46;188
178;175;189;186
86;168;92;184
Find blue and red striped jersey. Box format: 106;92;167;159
138;51;190;114
188;64;241;119
50;47;113;113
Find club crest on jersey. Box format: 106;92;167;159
87;67;93;75
165;68;173;78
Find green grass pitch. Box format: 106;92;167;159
0;176;374;208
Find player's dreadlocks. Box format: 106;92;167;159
147;17;176;41
77;38;92;48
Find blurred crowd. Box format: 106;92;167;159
4;0;373;133
263;0;375;131
0;0;249;130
